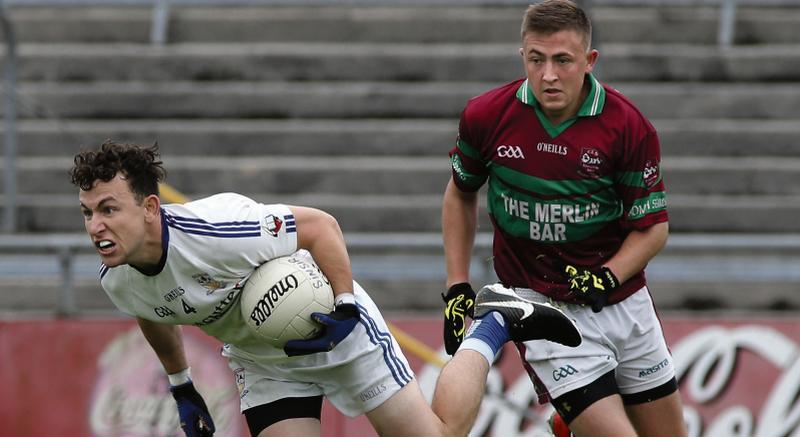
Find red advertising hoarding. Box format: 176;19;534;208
1;316;799;436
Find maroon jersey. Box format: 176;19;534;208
449;75;667;304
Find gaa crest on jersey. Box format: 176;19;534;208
263;214;283;237
192;273;226;293
643;159;660;188
578;147;603;179
233;367;248;398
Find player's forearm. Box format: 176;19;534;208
604;221;669;283
137;317;189;374
442;179;479;287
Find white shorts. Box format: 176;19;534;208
514;286;675;403
224;282;414;417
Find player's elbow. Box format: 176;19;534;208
651;221;669;252
309;208;344;241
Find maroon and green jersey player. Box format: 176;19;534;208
449;73;667;304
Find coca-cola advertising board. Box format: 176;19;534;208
1;316;799;436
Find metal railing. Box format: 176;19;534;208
2;232;800;315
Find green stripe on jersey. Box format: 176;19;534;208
627;191;667;220
487;177;623;243
451;154;486;189
493;163;614;197
456;138;482;161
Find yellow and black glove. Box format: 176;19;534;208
442;282;476;355
564;265;619;313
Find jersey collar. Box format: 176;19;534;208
131;209;170;276
515;73;606;137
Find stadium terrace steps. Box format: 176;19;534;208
8;81;800;120
0;6;796;244
6;155;800;196
7;192;800;234
7;42;800;83
6;119;800;157
6;6;800;45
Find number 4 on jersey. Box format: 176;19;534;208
181;299;197;314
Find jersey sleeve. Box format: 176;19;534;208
167;193;298;270
615;128;669;230
449;108;489;192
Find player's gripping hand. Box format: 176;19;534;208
170;381;215;437
284;293;359;357
564;265;619;313
442;282;476;355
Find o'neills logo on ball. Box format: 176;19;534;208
250;274;299;326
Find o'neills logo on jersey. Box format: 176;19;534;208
263;214;283;237
643;159;660;188
249;274;299;327
578;147;603;179
537;142;568;156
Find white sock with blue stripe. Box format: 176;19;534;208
459;312;510;365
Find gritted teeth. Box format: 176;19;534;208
97;240;114;249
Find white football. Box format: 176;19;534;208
241;254;334;347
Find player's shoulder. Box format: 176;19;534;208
179;192;258;213
601;83;657;133
98;263;128;296
163;193;261;224
463;78;526;119
161;193;265;240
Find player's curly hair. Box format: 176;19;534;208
70;139;165;203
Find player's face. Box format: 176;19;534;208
520;29;598;125
79;174;155;268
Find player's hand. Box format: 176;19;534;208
442;282;476;355
170;381;215;437
284;300;359;356
564;265;619;313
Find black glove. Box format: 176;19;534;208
441;282;476;355
284;302;359;356
564;265;619;313
170;381;215;437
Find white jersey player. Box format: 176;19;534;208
101;193;308;359
72;140;581;437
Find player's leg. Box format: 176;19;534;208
567;395;637;437
623;386;687;437
550;371;637;437
429;349;490;437
552;378;684;437
428;284;582;436
364;379;449;437
366;283;581;437
505;285;633;437
365;345;522;437
615;289;687;437
256;419;320;437
365;350;492;437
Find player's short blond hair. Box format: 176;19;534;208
521;0;593;51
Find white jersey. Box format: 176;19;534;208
100;192;299;359
100;192;414;416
